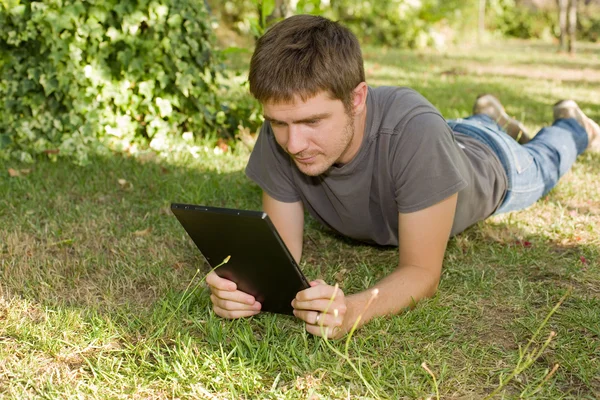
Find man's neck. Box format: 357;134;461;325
339;102;368;165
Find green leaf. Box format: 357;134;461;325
261;0;276;21
0;133;12;149
9;3;24;16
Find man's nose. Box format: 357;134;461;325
286;125;309;155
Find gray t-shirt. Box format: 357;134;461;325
246;86;507;246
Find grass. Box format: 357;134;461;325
1;39;600;398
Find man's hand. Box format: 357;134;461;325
206;271;262;318
292;280;350;339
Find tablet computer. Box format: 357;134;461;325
171;203;310;315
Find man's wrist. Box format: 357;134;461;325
344;291;376;332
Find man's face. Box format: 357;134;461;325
263;91;360;176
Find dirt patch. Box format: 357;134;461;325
468;302;521;351
471;64;600;83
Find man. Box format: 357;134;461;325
206;15;600;338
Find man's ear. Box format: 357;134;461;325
352;82;368;115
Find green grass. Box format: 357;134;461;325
1;39;600;398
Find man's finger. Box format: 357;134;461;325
213;305;261;319
206;271;237;291
292;298;346;314
210;288;256;305
296;285;344;302
304;323;343;339
293;309;343;327
211;294;261;312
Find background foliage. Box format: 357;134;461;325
2;0;600;163
213;0;600;47
488;0;557;40
325;0;476;49
212;0;478;49
0;0;240;164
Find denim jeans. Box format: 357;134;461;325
446;114;589;215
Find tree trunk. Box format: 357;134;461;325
558;0;568;51
331;0;349;20
568;0;577;54
479;0;486;44
267;0;292;24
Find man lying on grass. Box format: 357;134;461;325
207;15;600;339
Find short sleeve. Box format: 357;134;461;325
392;113;468;213
245;123;302;203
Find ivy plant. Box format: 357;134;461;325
0;0;227;163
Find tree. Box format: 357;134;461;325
568;0;577;53
267;0;292;24
254;0;293;39
479;0;487;43
558;0;578;53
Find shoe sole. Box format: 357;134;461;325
474;94;530;139
553;100;600;151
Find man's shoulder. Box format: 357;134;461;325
370;86;437;111
368;86;444;136
370;85;421;99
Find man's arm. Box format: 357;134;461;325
262;192;304;264
346;192;457;321
292;193;457;337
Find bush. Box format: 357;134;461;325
327;0;478;49
488;0;556;40
209;0;478;50
578;7;600;42
0;0;225;163
487;0;600;42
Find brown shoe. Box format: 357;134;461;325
553;100;600;151
473;94;531;144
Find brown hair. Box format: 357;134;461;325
249;15;365;113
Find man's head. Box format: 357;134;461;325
249;14;365;114
249;15;368;176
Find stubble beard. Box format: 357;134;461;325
295;116;355;177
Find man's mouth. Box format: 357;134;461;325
294;155;317;163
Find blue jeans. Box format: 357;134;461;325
447;114;589;214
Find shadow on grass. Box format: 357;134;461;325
365;42;600;68
512;40;600;57
0;152;260;310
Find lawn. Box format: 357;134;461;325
1;39;599;399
